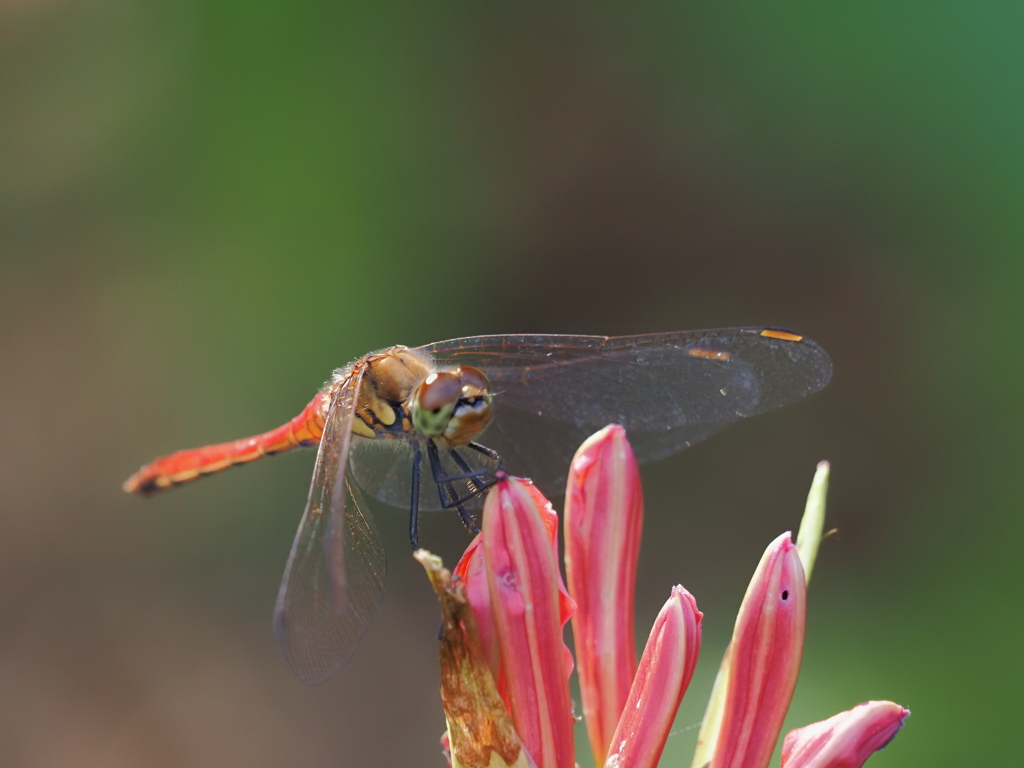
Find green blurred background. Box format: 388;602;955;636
2;3;1019;766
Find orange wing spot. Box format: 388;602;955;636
688;348;731;361
760;329;803;342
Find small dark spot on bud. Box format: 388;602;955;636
781;590;789;600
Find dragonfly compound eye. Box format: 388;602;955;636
442;366;494;446
455;365;491;397
412;371;462;437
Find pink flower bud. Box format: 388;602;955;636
781;700;910;768
455;481;574;712
605;586;702;768
563;425;644;765
483;478;576;768
702;532;807;768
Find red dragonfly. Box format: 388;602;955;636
124;327;831;685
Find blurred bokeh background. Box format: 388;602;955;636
3;3;1020;766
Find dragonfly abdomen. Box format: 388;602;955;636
123;391;330;494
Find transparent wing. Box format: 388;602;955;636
418;327;832;496
273;366;386;686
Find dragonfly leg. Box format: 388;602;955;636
467;441;502;466
425;442;476;532
447;448;482;533
424;441;462;511
426;444;496;486
463;441;508;484
446;447;483;499
426;441;495;505
409;442;422;549
445;485;477;534
425;441;489;529
427;441;460;508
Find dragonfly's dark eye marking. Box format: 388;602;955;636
781;590;790;600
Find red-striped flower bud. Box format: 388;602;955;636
564;425;644;766
482;478;576;768
781;700;910;768
454;481;574;712
694;532;807;768
604;586;702;768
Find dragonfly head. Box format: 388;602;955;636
411;365;493;446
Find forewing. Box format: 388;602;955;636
273;366;387;686
421;328;832;494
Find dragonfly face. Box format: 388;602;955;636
410;366;493;445
124;327;833;685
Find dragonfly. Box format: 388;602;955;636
124;327;832;685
